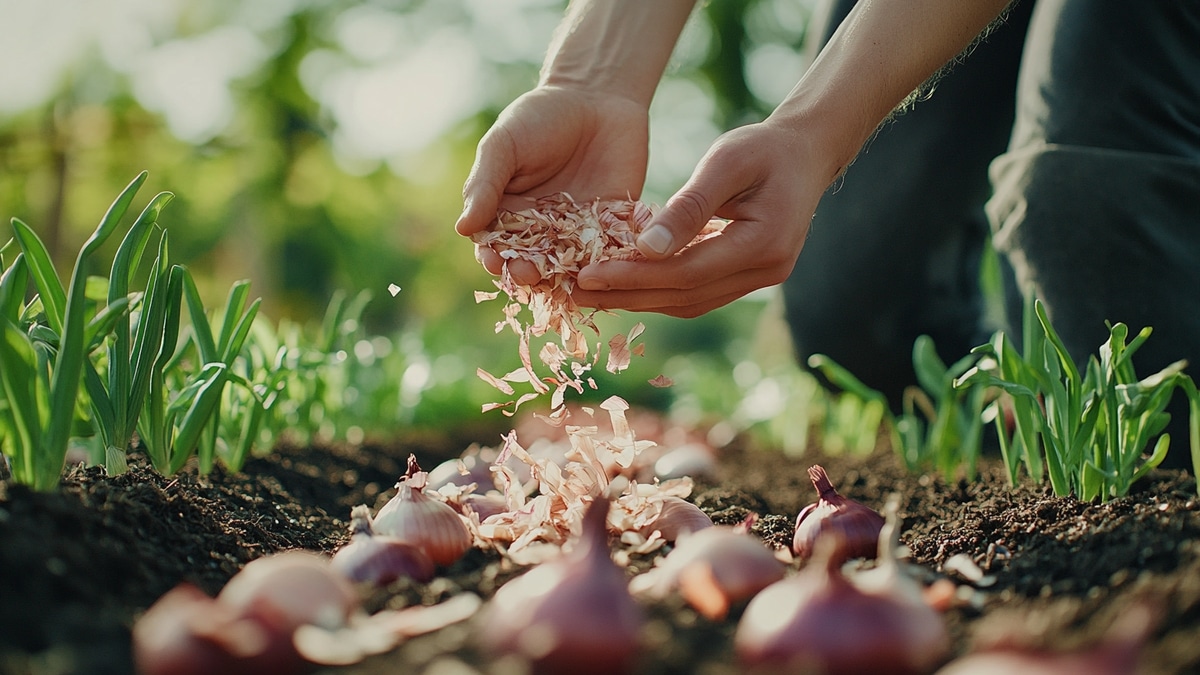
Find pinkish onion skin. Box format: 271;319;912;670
640;496;714;542
792;465;884;560
476;496;644;675
331;506;436;586
425;453;497;492
736;535;948;675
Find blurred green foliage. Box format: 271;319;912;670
0;0;821;444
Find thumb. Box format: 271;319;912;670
636;170;728;260
455;134;514;236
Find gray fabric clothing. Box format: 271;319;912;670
782;0;1200;467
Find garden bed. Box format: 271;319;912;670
3;419;1200;675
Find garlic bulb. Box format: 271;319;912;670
476;496;645;674
373;454;473;566
331;505;436;586
792;464;884;560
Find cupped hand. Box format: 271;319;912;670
572;120;835;318
457;86;651;285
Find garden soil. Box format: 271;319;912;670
3;417;1200;675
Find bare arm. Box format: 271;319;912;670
568;0;1016;317
540;0;699;105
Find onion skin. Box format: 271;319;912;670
373;455;474;566
476;496;644;675
736;533;948;675
792;465;884;560
639;496;714;542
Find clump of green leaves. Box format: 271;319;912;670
959;297;1200;501
1;173;164;490
809;335;987;480
0;174;275;488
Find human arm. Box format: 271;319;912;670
456;0;698;281
571;0;1015;316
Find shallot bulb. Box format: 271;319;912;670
133;584;286;675
134;551;361;675
736;499;948;674
217;550;360;635
373;454;473;566
629;519;784;621
476;496;645;674
792;464;884;560
331;505;436;586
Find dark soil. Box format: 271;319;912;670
3;420;1200;675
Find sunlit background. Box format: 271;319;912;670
0;0;824;446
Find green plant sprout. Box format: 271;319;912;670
0;173;152;489
82;189;176;476
958;297;1199;501
809;337;988;480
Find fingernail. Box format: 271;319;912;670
579;276;609;291
639;225;673;256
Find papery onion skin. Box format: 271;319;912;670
373;455;474;566
476;496;644;675
736;534;948;675
331;506;437;586
792;464;884;561
133;584;285;675
639;496;714;542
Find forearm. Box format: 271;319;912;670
540;0;699;105
770;0;1014;184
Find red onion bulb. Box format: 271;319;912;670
630;523;784;621
737;501;948;675
373;455;473;566
135;551;361;675
331;505;436;586
793;464;884;560
476;496;645;674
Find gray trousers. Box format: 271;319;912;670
782;0;1200;467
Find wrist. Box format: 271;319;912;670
539;0;698;105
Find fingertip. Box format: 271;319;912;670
636;224;675;259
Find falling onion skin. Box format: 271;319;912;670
793;464;885;560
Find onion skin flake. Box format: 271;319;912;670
472;192;724;420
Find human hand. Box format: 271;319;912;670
571;120;835;317
456;86;650;285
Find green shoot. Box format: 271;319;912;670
0;172;148;489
